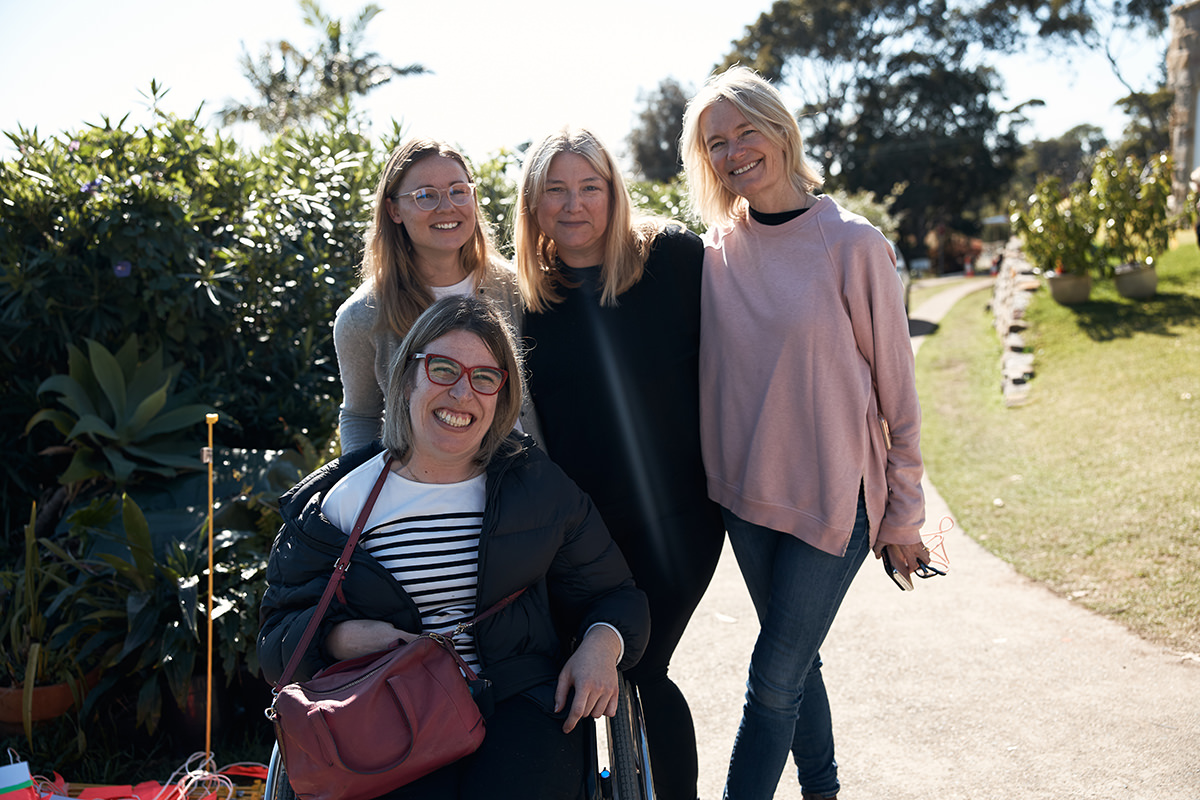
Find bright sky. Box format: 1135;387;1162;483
0;0;1168;165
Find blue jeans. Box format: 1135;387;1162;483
721;491;870;800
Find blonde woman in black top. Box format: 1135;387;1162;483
514;125;725;800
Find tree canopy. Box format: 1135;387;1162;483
975;0;1170;42
221;0;427;133
628;78;691;182
717;0;1169;246
1012;124;1109;195
719;0;1027;239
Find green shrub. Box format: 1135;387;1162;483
212;111;376;447
1;101;384;538
0;96;393;770
1011;175;1101;276
1091;150;1171;272
1012;150;1173;278
473;147;522;256
1;110;250;535
629;176;699;231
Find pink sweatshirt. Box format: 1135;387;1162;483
700;195;925;556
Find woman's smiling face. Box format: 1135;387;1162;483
700;100;798;213
406;329;499;473
387;155;477;262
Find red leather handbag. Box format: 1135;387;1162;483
265;457;522;800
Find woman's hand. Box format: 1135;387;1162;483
873;540;929;586
326;619;416;660
554;625;622;734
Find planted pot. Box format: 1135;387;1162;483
0;669;100;727
1114;263;1157;299
1046;272;1092;305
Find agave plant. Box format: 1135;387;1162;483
25;334;214;488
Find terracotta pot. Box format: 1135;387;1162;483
1114;265;1157;299
1046;273;1092;305
0;670;100;724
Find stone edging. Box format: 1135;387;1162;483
989;239;1041;406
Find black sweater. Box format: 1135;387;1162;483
522;226;721;553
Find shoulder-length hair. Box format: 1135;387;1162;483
362;138;506;336
681;66;824;228
514;126;667;313
381;295;524;468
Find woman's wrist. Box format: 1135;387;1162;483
583;622;625;665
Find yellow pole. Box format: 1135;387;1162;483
203;413;218;763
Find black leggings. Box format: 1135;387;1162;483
387;694;589;800
610;503;726;800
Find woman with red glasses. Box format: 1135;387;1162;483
514;126;725;800
334;137;531;455
261;295;649;799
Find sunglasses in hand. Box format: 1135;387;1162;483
882;518;951;591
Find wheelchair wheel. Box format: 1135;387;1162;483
264;743;297;800
604;676;654;800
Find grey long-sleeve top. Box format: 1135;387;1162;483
332;265;531;454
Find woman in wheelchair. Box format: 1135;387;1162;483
259;295;650;799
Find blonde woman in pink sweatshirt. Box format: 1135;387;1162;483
681;66;928;800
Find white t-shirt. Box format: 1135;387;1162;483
430;273;475;299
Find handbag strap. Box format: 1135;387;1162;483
452;587;524;636
275;454;395;690
274;455;527;691
415;586;525;684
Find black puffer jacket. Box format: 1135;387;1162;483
258;433;650;706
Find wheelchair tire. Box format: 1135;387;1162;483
264;743;297;800
606;677;654;800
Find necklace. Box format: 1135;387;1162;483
396;461;426;483
395;458;482;485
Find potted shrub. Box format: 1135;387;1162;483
1090;150;1170;299
1012;176;1101;304
60;493;208;735
0;504;110;743
18;334;220;733
19;334;328;748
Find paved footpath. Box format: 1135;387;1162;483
672;277;1200;800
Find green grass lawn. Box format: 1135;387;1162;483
916;244;1200;654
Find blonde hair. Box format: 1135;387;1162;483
514;126;669;312
362;138;506;336
681;66;824;227
381;295;524;467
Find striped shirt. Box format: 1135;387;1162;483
321;452;485;668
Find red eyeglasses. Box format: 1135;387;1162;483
412;353;508;395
